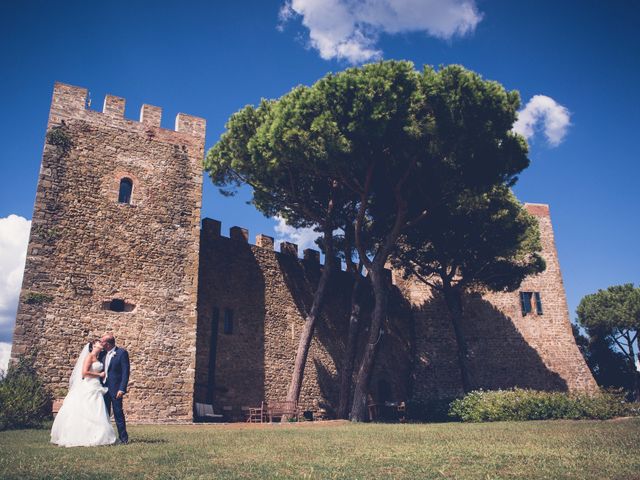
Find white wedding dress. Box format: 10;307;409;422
50;355;117;447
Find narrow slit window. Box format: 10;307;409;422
118;178;133;204
520;292;533;316
223;308;233;334
534;292;543;315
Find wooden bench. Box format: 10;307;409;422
368;401;406;422
266;400;298;422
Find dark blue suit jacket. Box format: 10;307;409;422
100;347;130;396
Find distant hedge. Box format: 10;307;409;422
0;356;50;430
448;388;638;422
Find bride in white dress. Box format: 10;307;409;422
51;340;117;447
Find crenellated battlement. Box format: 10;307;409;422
48;82;206;143
201;217;332;268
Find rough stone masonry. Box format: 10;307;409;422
11;83;597;423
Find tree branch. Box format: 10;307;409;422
408;263;440;290
354;162;375;270
611;334;631;360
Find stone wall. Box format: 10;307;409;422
404;203;598;402
11;83;205;423
195;221;414;418
195;204;596;418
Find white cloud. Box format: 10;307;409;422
0;342;11;375
513;95;571;147
274;216;320;253
279;0;483;64
0;215;31;344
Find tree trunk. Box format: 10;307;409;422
337;275;362;419
285;247;334;405
349;266;388;422
629;341;640;402
442;286;472;394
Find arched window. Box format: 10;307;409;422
118;178;133;204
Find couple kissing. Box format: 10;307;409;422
50;333;129;447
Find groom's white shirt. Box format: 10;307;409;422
104;347;117;380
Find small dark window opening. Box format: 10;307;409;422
118;178;133;204
534;292;543;315
520;292;543;316
520;292;532;315
223;308;233;334
101;298;135;312
109;298;125;312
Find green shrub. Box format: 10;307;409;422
24;292;54;305
45;126;73;153
622;401;640;417
0;356;51;430
448;388;634;422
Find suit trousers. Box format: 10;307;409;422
104;392;128;443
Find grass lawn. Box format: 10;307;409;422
0;418;638;479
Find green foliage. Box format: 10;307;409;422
393;186;545;294
573;324;636;397
206;61;530;235
207;61;534;418
23;292;54;305
623;399;640;416
577;284;640;333
576;284;640;400
31;225;61;242
448;388;634;422
45;125;73;153
0;356;50;430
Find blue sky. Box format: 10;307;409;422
0;1;639;353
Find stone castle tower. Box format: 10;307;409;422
12;83;205;422
12;83;596;423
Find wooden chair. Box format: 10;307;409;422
267;400;298;422
247;402;266;423
397;401;407;423
194;402;224;422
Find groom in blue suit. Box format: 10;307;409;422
100;333;130;444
